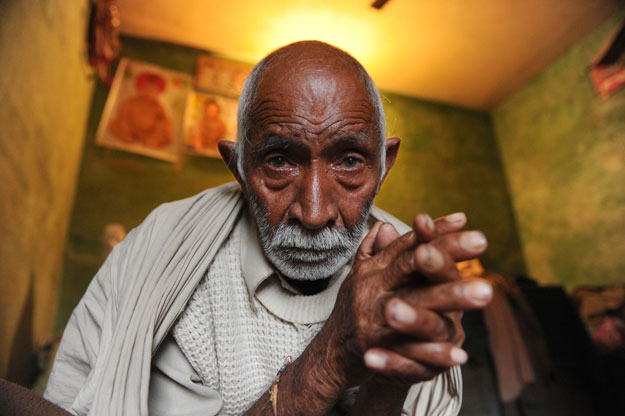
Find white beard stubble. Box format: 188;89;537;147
247;190;373;281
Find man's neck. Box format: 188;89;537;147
282;276;332;296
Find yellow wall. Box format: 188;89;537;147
0;0;94;382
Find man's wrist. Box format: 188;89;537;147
269;351;343;415
289;331;350;407
349;377;411;416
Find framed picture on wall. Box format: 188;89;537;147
182;90;238;158
589;20;625;99
194;55;252;97
96;58;192;163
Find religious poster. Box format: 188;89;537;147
589;20;625;100
195;55;252;97
96;58;192;162
182;90;238;158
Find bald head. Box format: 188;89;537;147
235;41;386;180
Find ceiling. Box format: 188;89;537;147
118;0;623;109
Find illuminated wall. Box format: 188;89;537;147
56;36;524;330
377;93;525;276
493;11;625;289
0;0;93;382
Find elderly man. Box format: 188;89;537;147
45;41;492;415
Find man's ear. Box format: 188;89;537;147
380;137;400;185
218;140;244;186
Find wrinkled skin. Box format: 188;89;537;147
243;53;383;234
219;41;493;415
325;216;487;387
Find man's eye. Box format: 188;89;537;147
268;155;289;168
341;156;363;169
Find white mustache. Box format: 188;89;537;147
270;223;352;252
247;188;372;280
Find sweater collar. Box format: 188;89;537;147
239;207;351;324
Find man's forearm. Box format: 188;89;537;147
244;359;411;416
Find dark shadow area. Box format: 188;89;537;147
6;274;37;387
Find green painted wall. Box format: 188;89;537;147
0;0;94;382
377;93;525;276
493;10;625;289
56;36;524;329
56;37;239;331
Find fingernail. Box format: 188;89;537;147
451;347;468;364
421;244;443;271
464;281;492;302
364;351;387;370
392;300;417;325
460;231;487;250
445;212;466;223
423;214;435;233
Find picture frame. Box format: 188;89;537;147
182;90;238;158
589;20;625;99
96;58;192;162
195;55;252;97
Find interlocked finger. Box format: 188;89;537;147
385;301;455;342
381;229;487;289
390;279;493;316
392;342;468;368
384;239;459;288
432;212;467;235
363;345;462;383
364;347;438;382
429;230;488;262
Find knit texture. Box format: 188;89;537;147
173;225;324;415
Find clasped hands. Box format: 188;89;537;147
324;212;493;388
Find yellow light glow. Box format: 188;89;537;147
251;5;379;72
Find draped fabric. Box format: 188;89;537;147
45;182;244;415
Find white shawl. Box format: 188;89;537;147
46;182;244;415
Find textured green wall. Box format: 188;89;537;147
0;0;94;381
56;37;238;330
377;93;525;276
57;37;524;329
493;10;625;289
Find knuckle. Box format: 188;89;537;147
444;314;463;344
455;326;466;345
416;312;448;341
439;259;460;282
434;319;450;341
428;314;453;341
386;252;414;285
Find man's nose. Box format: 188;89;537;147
289;164;338;229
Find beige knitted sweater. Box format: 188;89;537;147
173;217;324;414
